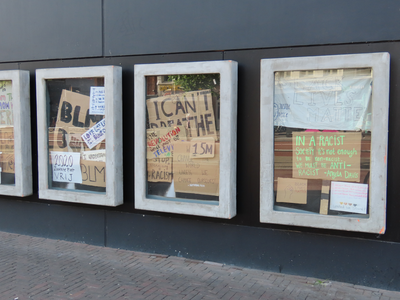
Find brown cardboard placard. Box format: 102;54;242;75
1;152;14;174
173;141;219;196
321;180;330;194
146;126;186;159
80;159;106;188
146;90;217;139
319;199;329;215
276;177;307;204
292;132;362;182
190;137;215;159
0;126;14;153
147;157;172;183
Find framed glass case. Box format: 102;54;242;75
36;66;123;206
0;70;32;197
260;53;390;233
134;60;237;218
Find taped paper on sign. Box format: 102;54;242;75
89;86;105;115
51;151;82;183
82;119;106;149
81;149;106;162
330;181;368;214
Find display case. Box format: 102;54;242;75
36;66;123;206
0;70;32;197
134;60;237;218
260;53;390;233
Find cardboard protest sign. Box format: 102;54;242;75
0;127;15;174
89;86;105;115
147;157;172;183
274;70;372;130
54;90;103;152
330;181;368;214
50;151;82;183
319;199;329;215
146;126;186;159
80;159;106;188
292;132;361;182
276;177;307;204
173;141;219;196
82;119;106;149
146;90;217;139
190;137;215;159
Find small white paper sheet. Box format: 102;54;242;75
89;86;105;115
82;119;106;149
51;151;82;183
330;181;368;214
81;149;106;162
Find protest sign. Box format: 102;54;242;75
0;126;15;173
54;90;103;152
89;86;105;115
147;157;172;183
274;70;372;130
146;126;186;159
292;132;361;182
276;177;307;204
146;90;217;139
0;81;13;126
80;159;106;188
330;181;368;214
173;141;219;196
82;119;106;149
50;151;82;183
190;137;215;159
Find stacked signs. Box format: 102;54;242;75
146;90;219;196
49;89;106;188
0;81;15;177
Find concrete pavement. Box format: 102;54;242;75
0;231;399;299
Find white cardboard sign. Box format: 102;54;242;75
274;73;372;130
81;149;106;162
330;181;368;214
82;119;106;149
51;151;82;183
89;86;105;115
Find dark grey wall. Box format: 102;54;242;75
0;0;400;291
1;1;400;62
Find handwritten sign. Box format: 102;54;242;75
82;119;106;149
54;90;103;152
80;159;106;188
146;126;186;159
190;137;215;159
146;90;217;139
274;70;372;130
330;181;368;214
276;177;307;204
173;141;219;196
51;151;82;183
89;86;105;115
292;132;361;182
147;157;172;183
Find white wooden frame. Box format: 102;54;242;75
260;53;390;233
36;66;123;206
0;70;32;197
135;61;237;218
